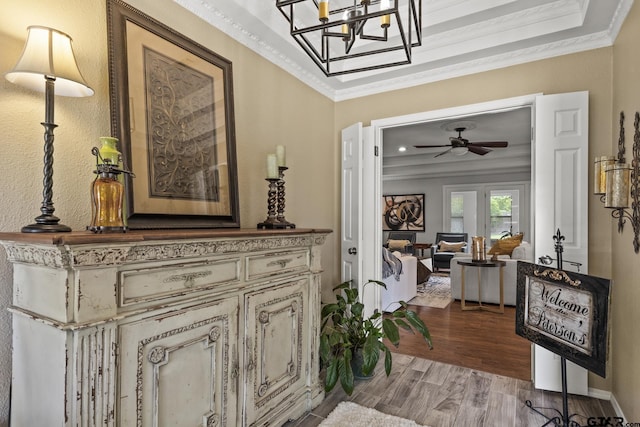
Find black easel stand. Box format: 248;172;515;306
525;229;582;427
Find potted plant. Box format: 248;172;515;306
319;279;433;395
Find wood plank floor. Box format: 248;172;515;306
393;300;531;381
286;299;617;426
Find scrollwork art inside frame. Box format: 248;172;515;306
382;194;425;231
107;0;240;229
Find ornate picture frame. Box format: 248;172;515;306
516;262;611;377
382;194;425;231
107;0;240;229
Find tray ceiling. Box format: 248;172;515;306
176;0;632;101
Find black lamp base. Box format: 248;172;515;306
21;214;71;233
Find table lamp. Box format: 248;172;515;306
5;26;94;232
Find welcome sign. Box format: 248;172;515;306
516;262;611;378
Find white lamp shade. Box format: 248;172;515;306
5;26;93;97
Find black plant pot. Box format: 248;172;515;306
351;348;375;380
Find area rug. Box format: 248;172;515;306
319;402;428;427
409;273;453;309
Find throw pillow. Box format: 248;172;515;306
387;239;411;251
437;240;466;252
487;232;524;256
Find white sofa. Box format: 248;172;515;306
449;241;533;306
382;252;417;312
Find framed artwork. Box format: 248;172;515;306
107;0;240;229
515;262;611;377
382;194;425;231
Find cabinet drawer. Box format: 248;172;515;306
245;250;309;281
119;258;240;307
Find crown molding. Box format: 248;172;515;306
174;0;633;102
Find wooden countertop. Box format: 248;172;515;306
0;228;333;245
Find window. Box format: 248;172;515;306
451;193;464;233
445;184;528;244
489;190;519;244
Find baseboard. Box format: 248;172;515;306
588;387;611;400
588;388;627;421
608;392;627;422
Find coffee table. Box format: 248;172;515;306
457;259;506;314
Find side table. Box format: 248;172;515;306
414;242;432;257
458;259;506;314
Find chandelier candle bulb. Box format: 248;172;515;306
380;0;391;27
605;162;631;209
266;154;278;179
319;0;328;22
276;145;286;167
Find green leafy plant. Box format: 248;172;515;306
319;279;433;395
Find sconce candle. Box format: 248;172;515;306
594;156;615;195
605;162;631;209
266;154;278;179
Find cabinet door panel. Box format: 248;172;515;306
119;298;239;427
244;279;309;425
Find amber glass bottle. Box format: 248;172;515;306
90;164;125;230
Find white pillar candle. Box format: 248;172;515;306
266;154;278;179
276;145;286;167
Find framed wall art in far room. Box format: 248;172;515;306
107;0;240;229
382;193;425;231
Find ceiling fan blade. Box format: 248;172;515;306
468;141;509;148
468;146;491;156
414;144;453;148
434;148;452;158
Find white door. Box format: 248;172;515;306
341;123;363;286
533;91;589;395
341;123;377;314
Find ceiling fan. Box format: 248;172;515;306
414;127;508;158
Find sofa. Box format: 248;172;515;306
381;251;417;312
449;241;533;306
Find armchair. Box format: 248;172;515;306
384;231;416;255
431;232;468;272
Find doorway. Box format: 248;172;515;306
371;96;535;380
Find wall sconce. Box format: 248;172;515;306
594;111;640;252
5;26;94;232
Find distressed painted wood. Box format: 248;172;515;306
0;229;330;426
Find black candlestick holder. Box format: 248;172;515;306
276;166;295;229
257;178;280;229
257;168;296;230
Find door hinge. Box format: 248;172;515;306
374;146;379;156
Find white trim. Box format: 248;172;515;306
588;387;611;401
607;392;628;422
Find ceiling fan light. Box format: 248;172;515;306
451;147;468;155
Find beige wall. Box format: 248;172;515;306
611;0;640;421
0;0;637;424
0;1;337;425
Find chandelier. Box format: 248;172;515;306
276;0;422;77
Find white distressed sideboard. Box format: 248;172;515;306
0;228;331;426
